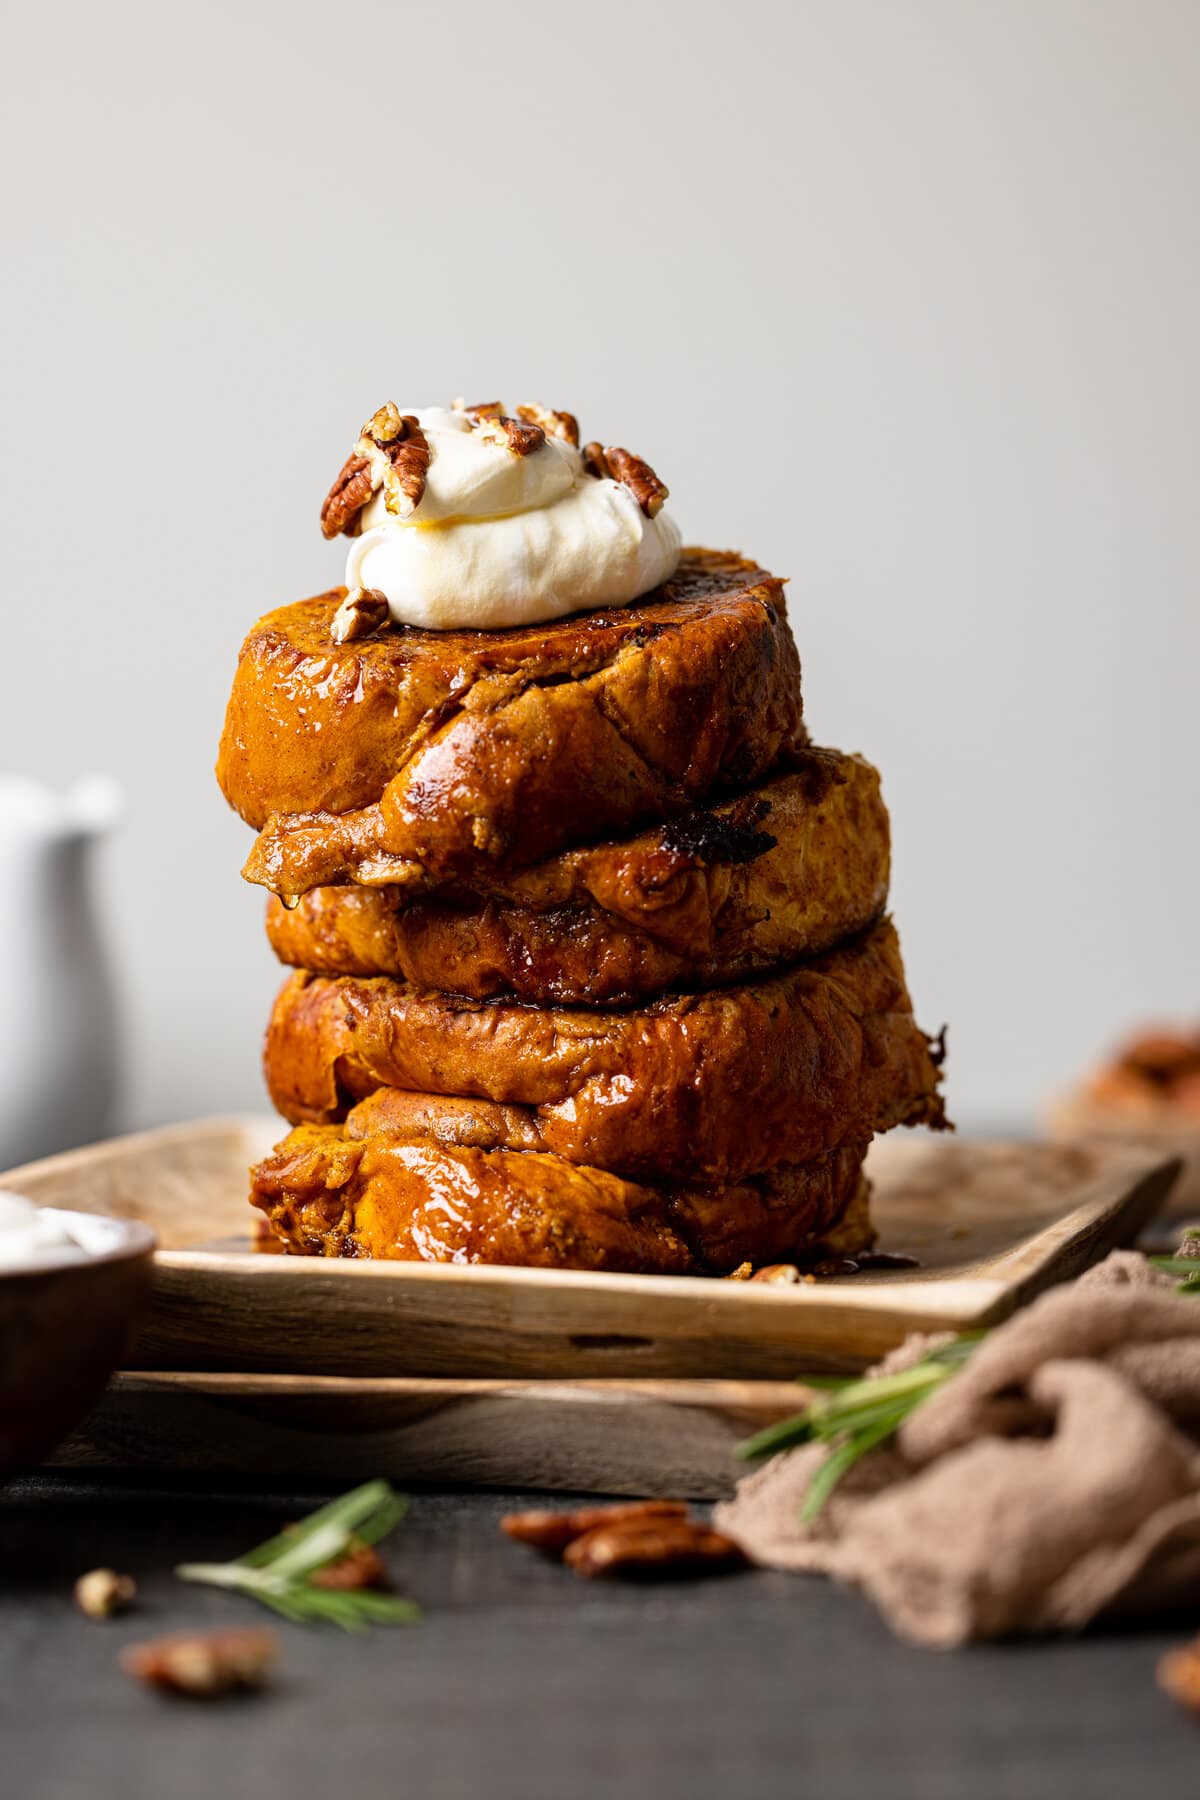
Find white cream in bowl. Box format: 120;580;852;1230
0;1189;92;1269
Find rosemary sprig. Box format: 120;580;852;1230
736;1336;980;1520
737;1245;1200;1521
1147;1255;1200;1293
177;1480;420;1631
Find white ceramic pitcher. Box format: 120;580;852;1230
0;775;123;1171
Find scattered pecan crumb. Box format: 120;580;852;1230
74;1568;136;1619
750;1264;804;1285
320;405;430;537
309;1541;388;1592
581;442;669;516
726;1262;754;1281
564;1517;746;1581
501;1499;688;1556
1159;1637;1200;1712
330;587;390;644
121;1628;277;1697
515;402;580;447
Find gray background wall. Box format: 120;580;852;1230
2;0;1197;1136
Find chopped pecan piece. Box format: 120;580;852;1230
750;1263;804;1285
564;1517;746;1581
1159;1637;1200;1712
320;405;430;537
457;400;545;456
121;1628;277;1697
363;400;405;444
726;1262;754;1281
515;403;580;447
501;1499;688;1556
330;587;390;644
74;1568;136;1618
581;442;669;516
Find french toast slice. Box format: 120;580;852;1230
218;549;805;896
264;748;890;1005
250;1117;873;1274
262;919;946;1184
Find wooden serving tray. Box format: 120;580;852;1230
2;1117;1179;1380
51;1373;803;1499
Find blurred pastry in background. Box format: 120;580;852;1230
1045;1023;1200;1218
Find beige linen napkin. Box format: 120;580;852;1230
715;1253;1200;1647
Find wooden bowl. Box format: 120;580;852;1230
0;1210;156;1481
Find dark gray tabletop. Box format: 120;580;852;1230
2;1474;1197;1800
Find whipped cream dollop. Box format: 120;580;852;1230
342;405;682;631
0;1190;89;1269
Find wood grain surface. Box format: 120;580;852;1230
51;1372;809;1498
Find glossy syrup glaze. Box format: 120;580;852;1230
263;748;892;1005
261;919;947;1184
218;550;806;894
251;1122;873;1273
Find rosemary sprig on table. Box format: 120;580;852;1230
738;1246;1200;1521
177;1480;420;1630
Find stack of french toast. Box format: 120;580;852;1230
217;401;946;1274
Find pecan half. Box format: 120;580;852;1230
330;587;390;644
309;1540;388;1592
564;1518;746;1581
320;451;374;540
581;442;668;516
1159;1637;1200;1712
121;1628;277;1697
501;1499;687;1556
320;405;430;537
515;403;580;447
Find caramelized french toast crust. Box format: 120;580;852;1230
218;550;806;895
251;1118;874;1274
264;748;891;1005
262;919;946;1184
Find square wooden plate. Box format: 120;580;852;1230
3;1116;1179;1381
